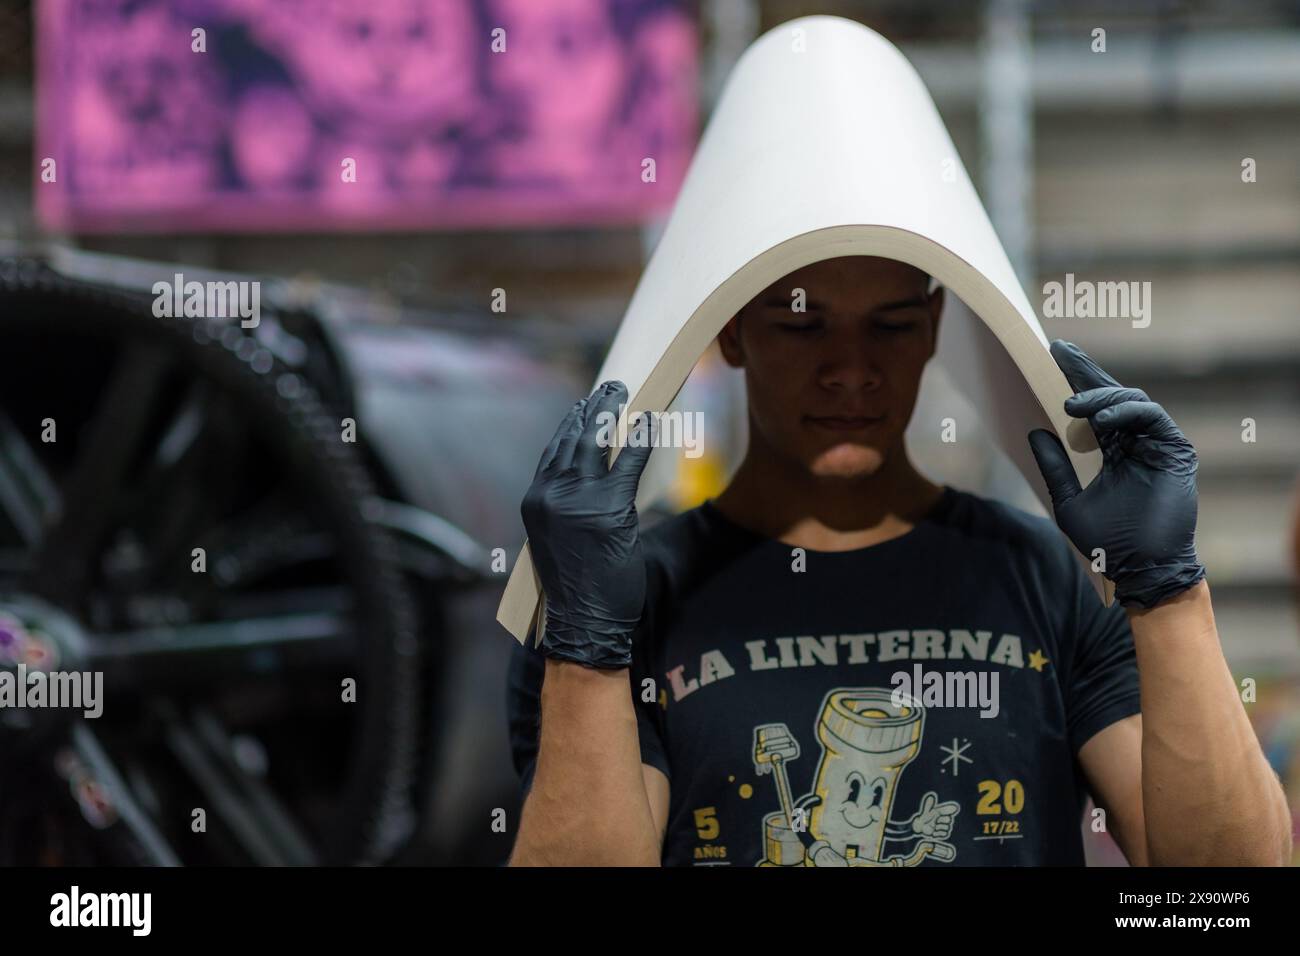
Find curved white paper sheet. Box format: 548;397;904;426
499;15;1111;642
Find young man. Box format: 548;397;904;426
505;255;1291;867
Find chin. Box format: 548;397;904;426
807;443;886;480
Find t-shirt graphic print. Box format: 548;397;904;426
508;486;1140;867
750;686;962;867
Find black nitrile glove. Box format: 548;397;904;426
1028;340;1206;609
521;380;655;668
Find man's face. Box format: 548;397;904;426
718;256;942;480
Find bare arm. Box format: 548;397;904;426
1127;580;1290;864
508;380;665;865
509;661;665;866
1031;341;1291;865
1080;580;1292;865
1078;715;1148;865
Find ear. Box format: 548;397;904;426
926;287;945;358
718;315;745;368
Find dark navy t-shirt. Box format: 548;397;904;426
507;486;1141;867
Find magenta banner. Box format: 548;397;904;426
36;0;698;232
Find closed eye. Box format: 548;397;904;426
777;319;824;333
873;318;921;333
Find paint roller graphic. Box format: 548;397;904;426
753;723;801;829
753;723;810;866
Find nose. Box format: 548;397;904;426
815;335;885;392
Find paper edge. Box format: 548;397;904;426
497;225;1114;643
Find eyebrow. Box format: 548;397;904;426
759;294;929;313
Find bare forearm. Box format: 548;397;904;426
509;660;660;866
1129;580;1291;865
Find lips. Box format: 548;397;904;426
805;414;885;431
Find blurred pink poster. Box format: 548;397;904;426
36;0;698;232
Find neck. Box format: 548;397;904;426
712;431;944;552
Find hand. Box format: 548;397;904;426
1028;340;1206;609
910;792;959;839
522;380;655;668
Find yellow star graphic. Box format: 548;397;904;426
1028;649;1050;672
